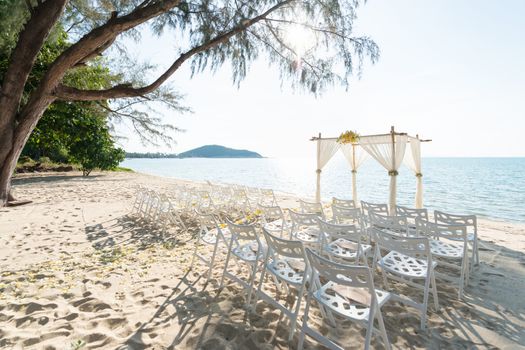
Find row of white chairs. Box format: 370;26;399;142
189;208;391;349
131;184;279;224
132;185;479;349
131;186;187;231
294;198;479;272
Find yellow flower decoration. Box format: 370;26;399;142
337;130;360;144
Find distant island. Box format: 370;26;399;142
126;145;263;159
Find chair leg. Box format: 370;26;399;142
421;276;431;330
474;237;480;265
297;288;314;350
376;307;391;350
255;262;268;306
380;268;389;289
246;263;258;306
207;242;219;282
219;247;232;289
459;258;467;299
288;284;305;342
364;305;375;350
431;271;439;311
190;240;199;270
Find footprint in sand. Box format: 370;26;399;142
482;272;505;278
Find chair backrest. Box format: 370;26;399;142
369;212;408;234
226;219;260;243
260;189;277;205
258;204;284;223
262;228;307;260
332;205;363;225
305;248;374;290
372;227;431;259
434;210;477;233
195;209;220;232
146;191;161;216
232;188;249;200
318;219;363;245
158;193;172;211
396;205;429;222
415;218;468;242
299;200;325;218
361;201;389;216
332;197;356;209
289;209;320;228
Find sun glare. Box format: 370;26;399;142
284;23;316;57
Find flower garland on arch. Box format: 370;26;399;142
337;130;360;144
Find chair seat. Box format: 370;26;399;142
293;227;320;244
445;232;475;242
378;251;437;279
314;281;390;321
232;242;266;263
430;239;464;259
325;239;371;259
201;228;230;245
266;257;307;286
264;219;291;232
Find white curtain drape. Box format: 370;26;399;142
340;143;367;205
360;134;408;212
316;139;340;202
404;137;423;208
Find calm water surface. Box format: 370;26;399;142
122;156;525;223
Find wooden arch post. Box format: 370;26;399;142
315;132;322;202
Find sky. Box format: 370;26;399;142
115;0;525;158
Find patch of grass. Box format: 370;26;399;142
113;166;134;172
15;156;79;173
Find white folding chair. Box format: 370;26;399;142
434;210;479;267
331;205;367;240
332;197;356;209
144;190;161;221
289;209;322;250
396;205;429;222
190;210;230;281
255;228;310;341
360;201;389;229
372;227;439;329
229;188;252;213
260;188;278;206
369;211;410;237
220;220;266;306
416;218;470;298
246;187;262;205
132;186;147;214
259;204;291;238
396;205;428;234
157;194;187;231
195;190;217;213
209;185;229;211
299;199;326;219
318;219;371;265
298;248;391;350
167;186;190;215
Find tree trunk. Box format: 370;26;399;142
0;129;19;206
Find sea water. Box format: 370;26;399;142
121;156;525;223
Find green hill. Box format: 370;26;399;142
177;145;263;158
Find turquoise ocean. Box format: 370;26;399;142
121;156;525;223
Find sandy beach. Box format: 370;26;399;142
1;171;524;349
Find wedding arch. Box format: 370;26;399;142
310;126;431;212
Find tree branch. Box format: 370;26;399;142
54;0;294;101
16;0;184;126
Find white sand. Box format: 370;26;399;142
1;171;524;349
